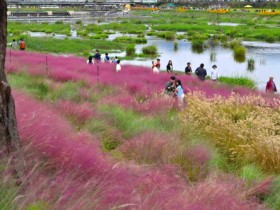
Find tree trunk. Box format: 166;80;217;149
0;0;25;180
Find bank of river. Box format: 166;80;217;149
108;35;280;91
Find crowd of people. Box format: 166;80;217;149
86;52;278;107
87;50;122;72
161;60;277;96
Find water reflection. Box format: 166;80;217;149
191;45;205;54
210;51;216;62
247;58;255;72
234;54;246;63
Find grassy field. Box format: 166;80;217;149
2;50;280;209
7;9;280;57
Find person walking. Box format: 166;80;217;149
185;62;192;75
210;65;219;81
166;60;173;74
10;39;17;49
195;63;207;81
19;38;26;51
265;77;277;93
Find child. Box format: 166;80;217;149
116;60;121;72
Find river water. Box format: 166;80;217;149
108;35;280;90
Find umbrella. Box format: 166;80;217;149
244;5;253;8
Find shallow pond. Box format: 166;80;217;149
27;29;78;39
208;22;243;26
111;36;280;91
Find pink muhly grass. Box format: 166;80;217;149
184;144;211;166
7;50;279;103
99;89;176;115
186;174;269;210
14;90;111;177
79;88;91;100
120;131;179;164
55;100;95;124
244;176;274;198
6;51;275;209
12;90;189;208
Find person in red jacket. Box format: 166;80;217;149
19;38;26;51
265;77;277;93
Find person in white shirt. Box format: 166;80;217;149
210;65;219;81
116;59;121;72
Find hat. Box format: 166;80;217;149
212;65;217;68
170;76;176;80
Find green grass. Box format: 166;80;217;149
8;21;71;35
98;105;175;139
85;119;122;151
264;176;280;210
0;182;18;210
142;45;158;56
239;164;265;183
7;10;280;56
8;73;86;102
17;36;125;55
126;44;136;56
219;76;256;89
8;73;50;101
114;36;147;44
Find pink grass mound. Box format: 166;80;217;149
55;100;95;124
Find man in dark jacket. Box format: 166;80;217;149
185;62;192;75
195;63;207;81
94;49;101;62
165;76;176;96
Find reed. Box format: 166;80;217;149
142;45;158;55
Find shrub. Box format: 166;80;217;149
219;76;256;89
142;45;158;55
164;32;176;40
233;46;246;57
126;44;136;56
114;36;147;44
76;20;82;25
265;35;276;43
55;20;64;24
229;40;241;49
191;39;205;54
180;92;280;173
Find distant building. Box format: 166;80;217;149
142;0;158;3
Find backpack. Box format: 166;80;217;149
20;41;26;49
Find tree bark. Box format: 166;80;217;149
0;0;24;180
